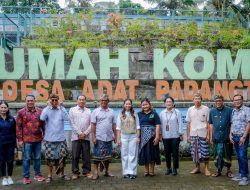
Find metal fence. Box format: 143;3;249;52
0;6;245;49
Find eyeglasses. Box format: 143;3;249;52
51;99;58;102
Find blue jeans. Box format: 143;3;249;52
23;142;42;178
233;135;249;178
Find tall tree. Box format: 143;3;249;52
119;0;143;9
145;0;196;10
118;0;144;14
94;1;118;9
75;0;92;7
1;0;60;13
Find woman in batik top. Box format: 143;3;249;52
138;98;161;176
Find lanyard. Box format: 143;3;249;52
166;111;173;125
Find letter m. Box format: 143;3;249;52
29;48;64;79
217;49;250;80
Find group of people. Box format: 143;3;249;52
187;93;250;186
0;93;249;187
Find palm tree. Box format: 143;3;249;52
199;0;249;27
230;0;249;27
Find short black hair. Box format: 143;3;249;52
164;96;174;103
193;93;202;100
77;95;86;100
25;94;35;100
100;94;109;101
233;94;243;100
214;95;224;101
49;93;59;99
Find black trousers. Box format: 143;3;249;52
163;138;180;169
0;142;15;177
72;140;91;174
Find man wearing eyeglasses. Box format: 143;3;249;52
230;94;250;186
90;94;117;180
40;94;70;183
209;95;233;178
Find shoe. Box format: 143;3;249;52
45;177;52;183
130;175;136;179
23;177;31;185
239;177;249;186
2;178;8;186
61;175;71;181
71;174;79;180
165;168;172;175
226;170;234;178
123;174;130;179
34;175;45;182
7;177;14;185
211;171;221;177
172;169;177;176
232;175;242;181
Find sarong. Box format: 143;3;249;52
44;141;67;174
138;125;160;165
92;140;113;162
190;136;209;164
212;142;233;172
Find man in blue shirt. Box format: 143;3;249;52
40;94;70;183
230;94;250;186
209;95;233;178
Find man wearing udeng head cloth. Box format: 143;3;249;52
40;94;70;183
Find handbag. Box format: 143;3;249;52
14;148;23;161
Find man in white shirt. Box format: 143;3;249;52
69;95;91;180
186;93;211;176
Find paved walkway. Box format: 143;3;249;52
1;160;249;190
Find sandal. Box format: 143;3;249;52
144;172;149;177
104;172;114;177
212;171;221;177
226;170;234;178
84;173;93;178
91;174;99;180
190;169;201;174
149;172;155;177
61;175;71;181
46;177;52;183
205;170;211;176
